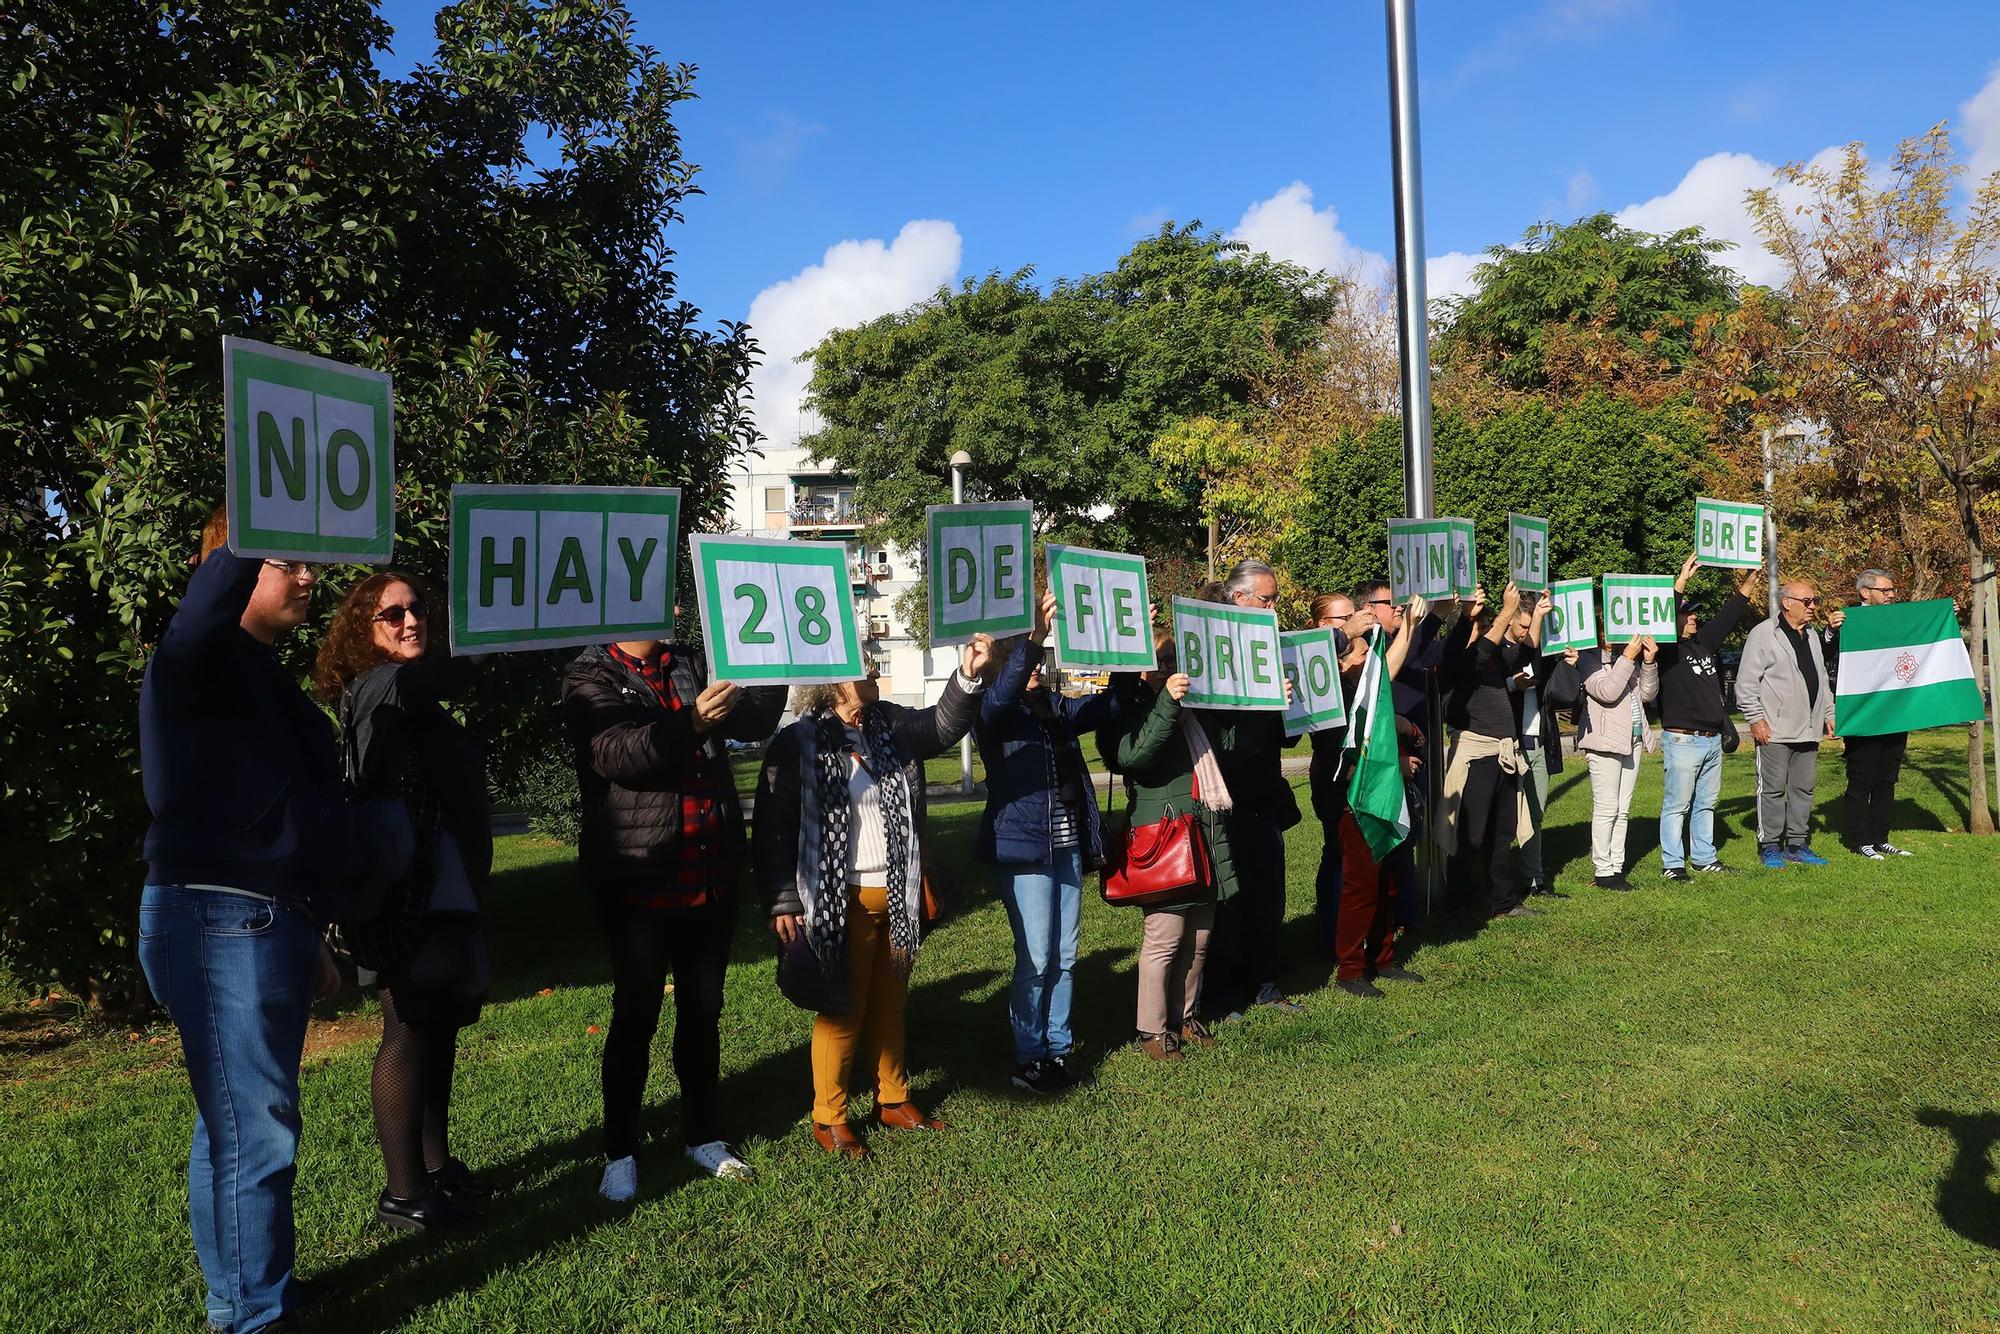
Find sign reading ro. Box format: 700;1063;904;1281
224;336;394;562
1281;628;1347;738
449;485;680;655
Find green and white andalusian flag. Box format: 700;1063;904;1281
1343;627;1410;859
1834;598;1985;737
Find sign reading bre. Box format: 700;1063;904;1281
1542;576;1599;654
1173;597;1286;712
1694;496;1765;569
450;486;680;655
1601;573;1678;644
690;534;865;687
1046;544;1154;671
1508;513;1549;592
1281;628;1347;738
926;501;1034;646
224;336;394;562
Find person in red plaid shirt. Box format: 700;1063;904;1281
562;634;786;1200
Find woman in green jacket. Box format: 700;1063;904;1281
1098;630;1240;1061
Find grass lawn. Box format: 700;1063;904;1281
6;731;2000;1331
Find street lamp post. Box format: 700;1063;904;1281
950;450;974;796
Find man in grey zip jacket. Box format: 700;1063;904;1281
1734;580;1837;866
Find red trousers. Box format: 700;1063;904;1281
1335;813;1398;982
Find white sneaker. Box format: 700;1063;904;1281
685;1140;754;1182
1857;844;1886;861
598;1155;638;1202
1878;841;1913;857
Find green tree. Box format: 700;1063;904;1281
0;0;756;1003
1435;213;1740;400
798;226;1336;563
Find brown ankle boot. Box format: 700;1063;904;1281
1179;1021;1217;1049
1136;1032;1184;1062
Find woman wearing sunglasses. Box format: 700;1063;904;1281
314;572;493;1231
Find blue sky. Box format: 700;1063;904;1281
376;0;2000;448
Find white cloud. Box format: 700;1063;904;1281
1611;149;1836;286
744;220;963;450
1426;251;1486;304
1229;181;1391;287
1961;61;2000;188
1565;166;1599;216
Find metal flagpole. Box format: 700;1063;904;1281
1384;0;1444;914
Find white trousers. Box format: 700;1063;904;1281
1587;750;1641;877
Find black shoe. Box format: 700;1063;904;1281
1011;1059;1066;1096
1661;867;1691;883
1373;965;1425;984
1691;862;1732;875
1489;903;1536;919
1336;977;1386;999
430;1157;497;1202
1046;1051;1090;1088
1594;874;1636;892
1526;882;1570;899
377;1187;481;1232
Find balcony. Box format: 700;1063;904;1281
788;486;861;533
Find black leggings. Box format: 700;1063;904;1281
600;898;737;1159
372;986;462;1199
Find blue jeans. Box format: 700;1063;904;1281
138;885;319;1334
1659;731;1724;870
992;850;1082;1065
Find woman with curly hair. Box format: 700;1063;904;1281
314;571;492;1231
753;637;992;1160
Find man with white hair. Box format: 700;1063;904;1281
1736;578;1838;867
1832;569;1913;859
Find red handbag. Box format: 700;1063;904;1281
1101;801;1213;908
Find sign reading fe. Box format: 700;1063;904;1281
1601;573;1679;644
689;534;865;687
1694;496;1765;569
1542;576;1599;654
450;486;680;655
1508;513;1549;592
1280;628;1347;738
1045;544;1156;671
926;501;1034;646
224;336;394;562
1173;597;1286;711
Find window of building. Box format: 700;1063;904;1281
763;486;785;513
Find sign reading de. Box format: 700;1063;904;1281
1542;576;1599;654
224;336;394;562
689;534;864;686
1508;513;1549;592
450;486;680;655
1046;544;1155;671
1387;519;1454;600
1281;629;1347;738
1602;573;1678;644
1173;597;1286;711
926;501;1033;646
1694;496;1765;569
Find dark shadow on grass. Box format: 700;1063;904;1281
1895;762;1966;832
1916;1109;2000;1250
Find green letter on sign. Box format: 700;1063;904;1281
1111;585;1137;638
948;548;977;606
324;429;370;511
547;536;595;604
618;536;659;601
481;535;527;608
1249;635;1273;684
991;543;1017;601
1182;631;1204;680
258;412;307;501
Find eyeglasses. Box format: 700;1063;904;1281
1868;585;1897;595
262;560;317;581
372;599;430;625
1784;595;1819;607
1365;597;1395;609
1242;591;1278;607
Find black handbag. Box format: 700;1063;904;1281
775;928;851;1016
1720;712;1741;754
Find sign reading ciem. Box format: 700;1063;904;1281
1542;576;1599;654
1280;628;1347;738
1695;496;1765;569
1046;543;1155;671
450;485;680;655
1601;573;1678;644
224;336;394;562
689;534;865;686
1173;597;1286;712
1508;513;1549;592
925;501;1034;646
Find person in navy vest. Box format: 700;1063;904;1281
974;590;1123;1094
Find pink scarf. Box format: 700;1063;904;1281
1178;713;1234;813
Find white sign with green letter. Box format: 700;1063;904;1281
1694;496;1765;569
1542;576;1599;654
1045;543;1154;671
925;501;1034;646
689;534;864;686
224;336;394;562
1508;513;1549;592
1445;517;1478;597
1387;518;1455;600
449;485;680;655
1173;597;1286;711
1602;573;1678;644
1280;628;1347;738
